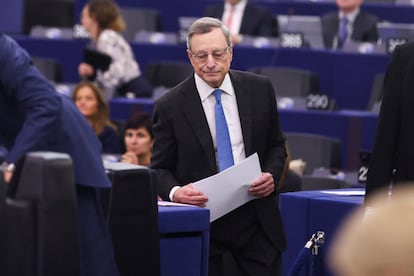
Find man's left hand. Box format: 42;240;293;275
249;172;275;197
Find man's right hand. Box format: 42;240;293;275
3;170;12;183
173;183;208;207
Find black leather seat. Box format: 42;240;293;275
145;61;194;99
286;132;342;175
5;152;80;276
102;163;160;276
31;56;63;83
120;7;161;41
300;175;349;191
248;66;320;98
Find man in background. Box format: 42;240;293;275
204;0;278;45
151;17;287;275
321;0;379;49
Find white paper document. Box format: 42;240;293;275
193;153;261;222
321;190;365;196
157;201;198;207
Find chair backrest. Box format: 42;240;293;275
368;72;385;111
23;0;74;34
102;162;160;276
248;66;320;98
145;61;194;99
31;56;63;83
300;176;349;191
286;132;342;175
277;15;324;49
7;151;80;276
120;7;161;41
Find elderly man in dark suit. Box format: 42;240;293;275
0;33;118;276
321;0;379;49
151;17;287;276
366;41;414;201
204;0;278;45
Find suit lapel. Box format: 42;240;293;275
352;13;364;39
179;79;217;171
240;7;254;35
230;72;253;156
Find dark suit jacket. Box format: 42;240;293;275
99;125;121;154
366;42;414;199
204;3;279;37
151;70;287;250
321;10;379;48
0;33;111;189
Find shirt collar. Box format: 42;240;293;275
224;0;247;13
195;73;234;102
339;8;360;23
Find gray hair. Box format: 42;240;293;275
186;17;232;50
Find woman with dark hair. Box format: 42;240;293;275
72;81;121;153
121;112;153;166
78;0;153;98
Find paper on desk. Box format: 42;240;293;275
157;201;197;207
321;190;365;196
192;153;261;222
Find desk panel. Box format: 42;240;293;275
158;206;210;276
280;189;364;276
309;195;364;276
0;0;25;34
280;191;321;276
109;98;154;122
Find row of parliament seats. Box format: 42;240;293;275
30;51;385;112
25;4;388;111
27;3;414;53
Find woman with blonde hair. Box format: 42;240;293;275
72;81;121;153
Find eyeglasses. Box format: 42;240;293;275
189;47;230;63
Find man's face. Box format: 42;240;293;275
336;0;363;13
187;28;232;88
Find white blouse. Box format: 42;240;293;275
95;29;141;89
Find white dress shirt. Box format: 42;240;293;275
195;73;246;166
335;8;360;48
222;0;247;35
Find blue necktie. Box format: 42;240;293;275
338;16;348;49
214;89;234;171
